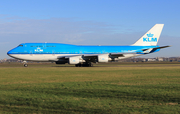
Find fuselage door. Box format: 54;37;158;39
52;50;55;56
43;42;47;49
30;51;33;56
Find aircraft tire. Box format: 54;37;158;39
88;64;91;67
75;64;80;67
76;63;93;67
24;64;28;67
75;64;82;67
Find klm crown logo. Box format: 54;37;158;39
35;47;43;52
143;33;157;42
147;33;154;37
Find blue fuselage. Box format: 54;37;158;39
7;43;159;55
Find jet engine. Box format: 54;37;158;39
97;55;109;63
69;57;80;64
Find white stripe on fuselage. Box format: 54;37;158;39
8;53;143;62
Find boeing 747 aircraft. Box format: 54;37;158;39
7;24;170;67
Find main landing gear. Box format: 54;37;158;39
75;62;93;67
23;61;28;67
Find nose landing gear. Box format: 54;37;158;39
22;61;28;67
24;64;28;67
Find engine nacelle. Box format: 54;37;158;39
98;55;109;63
69;57;80;64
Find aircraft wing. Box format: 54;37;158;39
142;45;171;53
58;55;81;59
57;53;133;62
58;53;123;59
57;45;171;62
57;54;103;63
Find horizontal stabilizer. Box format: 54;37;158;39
142;45;171;53
152;45;171;50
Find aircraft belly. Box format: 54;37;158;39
118;54;142;60
9;54;82;62
9;54;58;61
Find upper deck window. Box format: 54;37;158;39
31;46;43;47
46;46;56;47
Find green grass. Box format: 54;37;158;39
0;62;180;113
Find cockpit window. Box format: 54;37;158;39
18;45;23;47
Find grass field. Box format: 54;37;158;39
0;62;180;113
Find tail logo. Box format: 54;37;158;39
143;33;157;42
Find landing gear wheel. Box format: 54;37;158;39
84;62;93;67
88;63;91;67
75;63;93;67
24;64;28;67
90;63;93;67
75;64;82;67
75;64;79;67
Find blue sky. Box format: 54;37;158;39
0;0;180;59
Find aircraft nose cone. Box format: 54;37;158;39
7;50;12;55
7;49;15;57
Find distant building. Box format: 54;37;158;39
143;58;156;62
156;57;164;61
